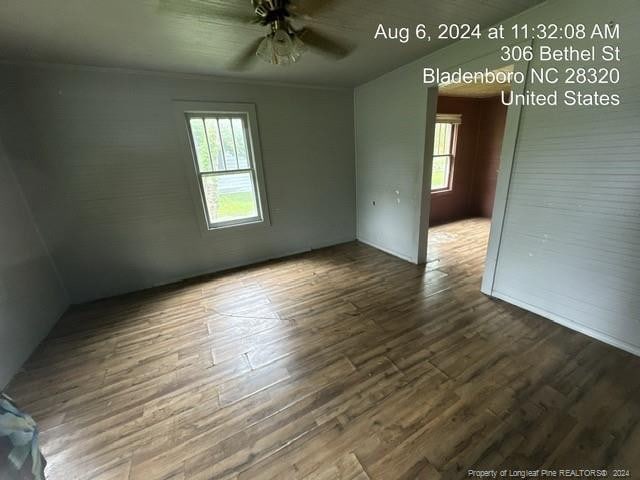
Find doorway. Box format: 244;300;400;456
425;65;514;287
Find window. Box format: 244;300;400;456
185;109;267;229
431;114;461;192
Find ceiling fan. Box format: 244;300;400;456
159;0;353;68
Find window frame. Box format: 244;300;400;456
431;116;460;194
175;101;270;232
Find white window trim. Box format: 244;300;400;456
431;116;460;193
174;101;271;233
435;113;462;125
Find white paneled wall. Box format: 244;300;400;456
355;66;430;262
493;3;640;351
356;0;640;354
1;66;356;303
1;0;638;362
0;134;68;387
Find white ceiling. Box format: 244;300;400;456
0;0;545;87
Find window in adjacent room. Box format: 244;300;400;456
431;114;461;192
186;110;268;229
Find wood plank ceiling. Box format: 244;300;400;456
0;0;545;86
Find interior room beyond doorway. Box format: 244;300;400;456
429;67;511;228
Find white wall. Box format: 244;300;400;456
491;0;640;354
355;0;640;354
0;133;68;388
355;66;431;262
2;65;356;303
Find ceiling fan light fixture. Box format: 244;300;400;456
291;34;306;56
256;29;306;65
162;0;352;71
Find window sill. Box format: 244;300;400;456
204;217;270;233
431;188;454;195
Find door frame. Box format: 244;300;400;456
416;43;533;296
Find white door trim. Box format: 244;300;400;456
480;43;532;295
415;42;533;293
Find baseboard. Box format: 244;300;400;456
356;236;415;263
491;290;640;358
75;236;357;305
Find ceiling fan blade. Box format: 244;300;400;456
299;28;353;59
289;0;340;17
228;37;265;71
158;0;256;24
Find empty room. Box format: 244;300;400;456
427;68;511;288
1;1;639;479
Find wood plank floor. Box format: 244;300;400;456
7;218;640;480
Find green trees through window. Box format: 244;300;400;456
188;114;261;227
431;121;457;192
